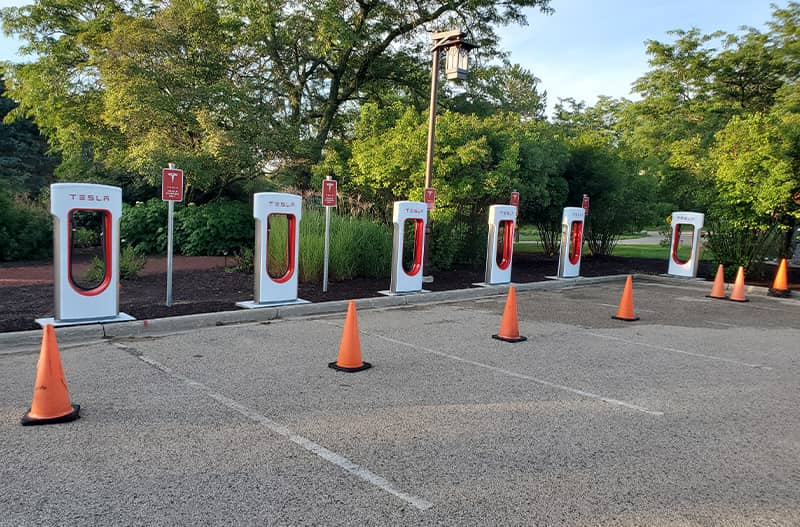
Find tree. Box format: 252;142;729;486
451;61;547;120
620;6;798;212
620;28;727;210
0;77;57;195
1;0;554;195
326;102;568;267
710;113;798;226
551;99;657;256
98;0;265;200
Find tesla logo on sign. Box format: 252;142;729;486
162;168;184;202
322;179;337;207
424;188;435;210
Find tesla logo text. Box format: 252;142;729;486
69;194;111;202
266;201;297;208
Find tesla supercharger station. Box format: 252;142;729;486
236;193;309;308
481;205;517;285
667;211;704;278
36;183;134;327
556;207;586;279
381;201;428;295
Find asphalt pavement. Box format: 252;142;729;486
1;276;798;526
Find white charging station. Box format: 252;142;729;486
479;205;517;285
36;183;134;327
236;192;309;308
381;201;428;295
556;207;586;279
667;211;704;278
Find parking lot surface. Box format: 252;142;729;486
1;278;799;526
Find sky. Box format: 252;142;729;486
0;0;781;118
500;0;777;115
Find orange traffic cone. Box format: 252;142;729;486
707;264;727;299
21;325;80;426
612;275;639;321
768;258;791;297
329;300;372;372
492;286;527;342
729;266;749;302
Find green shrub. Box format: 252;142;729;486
247;208;392;282
231;246;254;274
328;212;392;280
175;200;254;256
429;208;483;271
120;199;168;254
85;245;147;282
0;187;52;261
72;227;100;248
703;218;779;280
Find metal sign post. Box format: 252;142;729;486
162;163;184;307
322;176;337;293
511;191;520;242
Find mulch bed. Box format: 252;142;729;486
0;253;703;333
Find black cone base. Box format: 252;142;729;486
492;334;527;343
728;298;749;303
612;316;640;321
768;288;791;298
328;361;372;373
706;295;727;299
21;404;80;426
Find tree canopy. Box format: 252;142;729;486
1;0;552;197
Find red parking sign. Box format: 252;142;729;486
581;194;590;216
510;191;520;207
162;168;184;202
322;179;337;207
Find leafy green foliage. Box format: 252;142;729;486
257;208;392;282
175;200;253;256
709;113;799;227
120;199;169;255
71;228;100;249
0;78;57;195
231;246;254;274
85;245;146;282
330;103;569;268
451;61;546;120
549;101;660;256
0;184;52;261
702;219;778;279
2;0;553;195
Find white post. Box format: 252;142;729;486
166;163;176;307
323;175;332;293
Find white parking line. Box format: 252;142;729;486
585;332;771;370
704;320;736;327
364;331;663;416
114;343;434;511
597;303;656;313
